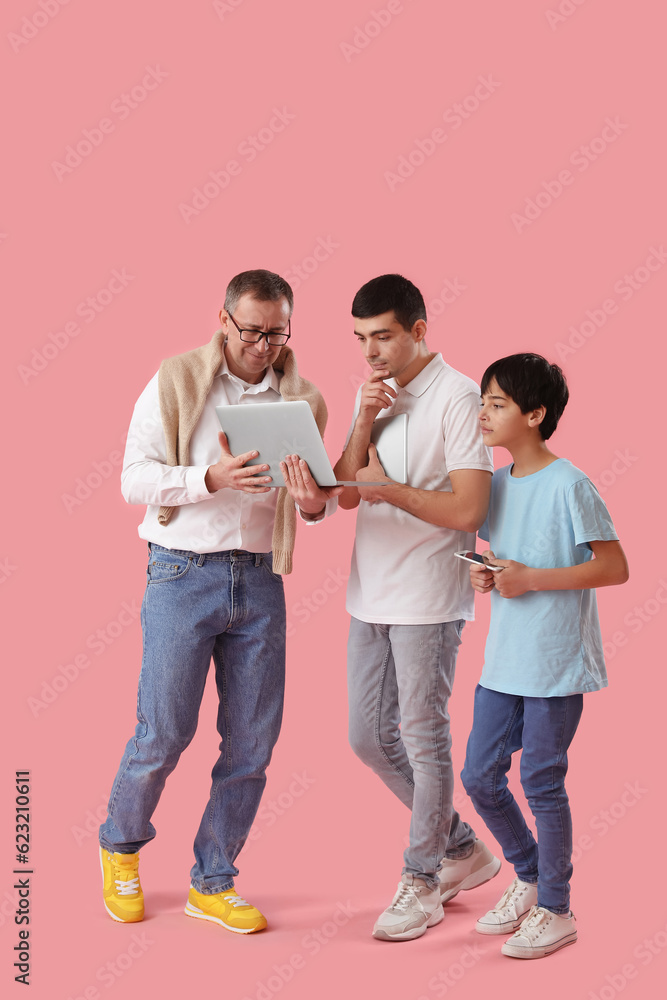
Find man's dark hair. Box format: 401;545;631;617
481;353;569;440
351;273;427;330
224;269;294;316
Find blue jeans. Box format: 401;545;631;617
99;544;286;894
461;685;583;914
347;618;476;888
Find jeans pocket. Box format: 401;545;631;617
147;551;192;584
258;553;283;582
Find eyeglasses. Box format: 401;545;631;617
227;312;291;346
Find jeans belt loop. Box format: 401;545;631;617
196;553;205;567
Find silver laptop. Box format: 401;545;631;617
215;400;407;488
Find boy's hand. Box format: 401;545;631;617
493;559;533;598
470;549;499;594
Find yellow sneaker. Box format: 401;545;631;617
100;847;144;923
184;886;267;934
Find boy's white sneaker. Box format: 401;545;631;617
372;874;444;941
475;877;538;934
439;839;501;903
501;905;578;959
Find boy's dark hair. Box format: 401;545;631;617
481;353;569;440
352;274;427;330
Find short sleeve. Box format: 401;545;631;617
443;389;494;473
568;479;619;547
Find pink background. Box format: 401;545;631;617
2;1;665;997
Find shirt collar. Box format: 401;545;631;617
398;353;446;397
214;351;281;394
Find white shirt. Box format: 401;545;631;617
122;355;330;554
345;354;494;625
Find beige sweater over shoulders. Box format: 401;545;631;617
155;328;328;575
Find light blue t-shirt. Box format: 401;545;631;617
478;458;618;697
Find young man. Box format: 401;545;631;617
461;353;628;958
334;274;500;941
99;270;340;933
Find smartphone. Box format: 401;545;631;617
454;550;502;572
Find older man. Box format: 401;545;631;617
99;269;339;933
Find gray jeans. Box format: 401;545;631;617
347;617;475;888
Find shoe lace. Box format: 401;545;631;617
116;877;140;896
109;856;140;896
518;906;550;936
495;879;522;912
389;883;419;913
223;892;250;908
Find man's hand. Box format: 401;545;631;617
358;369;397;421
280;454;343;516
469;549;500;594
205;431;273;494
355;443;392;504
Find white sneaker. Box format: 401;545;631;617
439;839;502;903
372;874;444;941
501;905;577;959
475;877;538;935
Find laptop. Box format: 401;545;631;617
215;400;407;488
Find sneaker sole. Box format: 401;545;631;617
99;847;144;923
441;856;502;903
475;906;532;935
501;930;578;959
372;904;444;942
184;902;267;934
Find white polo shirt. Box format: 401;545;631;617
345;354;493;625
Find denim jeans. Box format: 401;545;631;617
461;684;584;914
347;618;476;888
99;544;286;894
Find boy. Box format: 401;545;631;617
461;353;628;959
